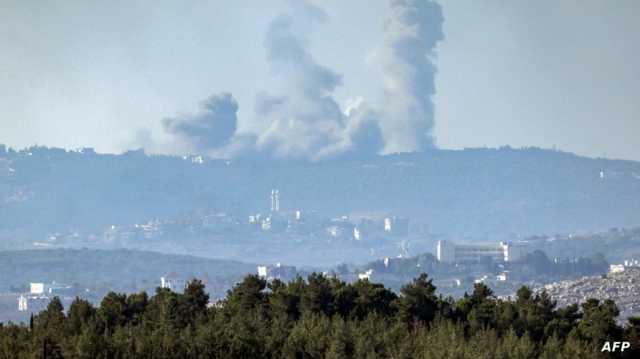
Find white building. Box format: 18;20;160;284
160;273;187;293
257;263;295;281
18;295;28;311
353;227;362;241
609;264;626;274
270;189;280;212
384;216;409;237
437;240;529;264
257;265;269;278
501;242;528;262
18;294;50;312
358;269;374;281
30;283;45;295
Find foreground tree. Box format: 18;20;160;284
0;273;637;358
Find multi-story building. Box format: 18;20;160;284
437;240;528;264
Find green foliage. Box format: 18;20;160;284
0;273;635;358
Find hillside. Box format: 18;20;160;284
1;145;639;243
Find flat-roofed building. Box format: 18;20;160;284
437;240;529;264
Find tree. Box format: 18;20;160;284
178;280;209;326
301;273;334;316
574;299;622;345
351;279;396;319
394;273;438;327
226;275;267;314
326;318;354;359
67;297;96;336
0;273;632;358
98;292;127;334
125;291;148;326
623;316;640;358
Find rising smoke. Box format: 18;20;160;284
160;0;443;160
162;93;238;153
379;0;444;153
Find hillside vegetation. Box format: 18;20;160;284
2;145;639;241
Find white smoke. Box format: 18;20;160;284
241;0;384;160
379;0;444;153
159;0;443;160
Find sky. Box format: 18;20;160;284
1;0;639;160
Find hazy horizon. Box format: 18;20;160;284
1;0;640;160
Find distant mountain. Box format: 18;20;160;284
1;145;639;242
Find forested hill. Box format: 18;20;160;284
1;145;639;239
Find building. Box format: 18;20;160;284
501;242;528;262
353;226;362;240
261;214;287;232
161;273;187;293
610;264;625;274
270;189;280;212
358;269;374;281
18;294;51;312
436;240;529;264
18;295;27;311
257;263;297;281
384;216;409;237
325;217;354;239
30;283;45;295
257;265;269;278
28;282;74;296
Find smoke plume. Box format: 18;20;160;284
159;0;443;160
248;0;384;160
162;93;238;153
379;0;444;153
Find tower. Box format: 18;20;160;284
270;189;280;212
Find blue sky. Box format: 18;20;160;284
1;0;639;160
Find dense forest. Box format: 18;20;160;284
1;273;638;358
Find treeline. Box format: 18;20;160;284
1;273;639;358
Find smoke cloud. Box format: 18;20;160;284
247;0;384;160
162;93;238;153
160;0;443;160
379;0;444;153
